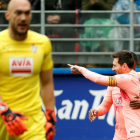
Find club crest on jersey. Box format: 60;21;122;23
30;45;37;53
10;57;33;76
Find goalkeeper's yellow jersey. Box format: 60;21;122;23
0;29;53;115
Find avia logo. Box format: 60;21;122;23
12;59;31;66
53;89;115;126
10;57;33;76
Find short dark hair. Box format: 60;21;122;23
111;50;134;69
131;52;138;65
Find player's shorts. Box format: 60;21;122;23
128;137;140;140
0;111;46;140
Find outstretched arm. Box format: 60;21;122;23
68;64;116;86
68;64;132;93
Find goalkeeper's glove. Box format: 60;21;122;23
0;102;28;136
45;109;56;140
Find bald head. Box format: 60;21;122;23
5;0;32;40
7;0;31;12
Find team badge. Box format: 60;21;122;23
10;57;33;76
30;45;37;53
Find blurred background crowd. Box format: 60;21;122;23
0;0;140;68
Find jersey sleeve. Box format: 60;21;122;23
114;74;131;91
96;87;113;116
78;67;110;86
41;36;53;71
76;66;133;91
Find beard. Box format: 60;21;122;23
11;23;29;37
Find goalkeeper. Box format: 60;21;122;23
0;0;56;140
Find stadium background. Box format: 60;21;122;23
0;0;140;139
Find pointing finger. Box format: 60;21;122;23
67;64;73;67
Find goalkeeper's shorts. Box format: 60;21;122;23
0;111;46;140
